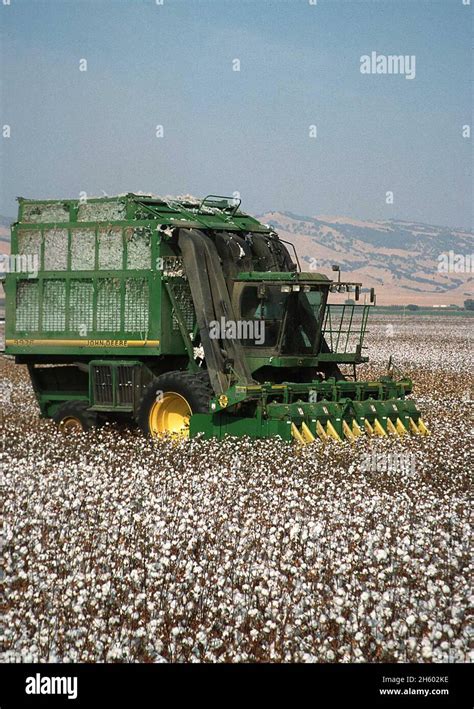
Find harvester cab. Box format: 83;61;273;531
4;193;430;442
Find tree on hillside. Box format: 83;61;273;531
406;304;419;311
464;299;474;311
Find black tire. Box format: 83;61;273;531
53;400;98;433
138;370;213;437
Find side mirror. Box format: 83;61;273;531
355;285;360;301
370;287;376;304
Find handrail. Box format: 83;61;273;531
198;195;241;216
278;238;301;272
322;303;371;354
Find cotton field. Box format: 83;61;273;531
1;316;472;663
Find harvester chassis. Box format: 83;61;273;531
4;193;430;443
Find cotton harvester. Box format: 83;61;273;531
4;194;430;442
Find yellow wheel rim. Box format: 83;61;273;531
148;391;191;438
59;416;83;434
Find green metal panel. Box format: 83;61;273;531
5;212;162;357
89;359;144;411
5;194;275;358
189;412;293;441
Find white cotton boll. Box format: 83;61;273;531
406;614;416;626
289;523;300;540
421;644;432;659
3;372;470;664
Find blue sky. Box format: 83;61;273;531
0;0;472;227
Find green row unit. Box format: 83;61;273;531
189;396;422;442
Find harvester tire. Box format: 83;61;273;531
138;370;213;438
53;400;98;434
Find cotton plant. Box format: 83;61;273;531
1;319;471;663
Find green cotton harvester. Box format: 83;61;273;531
4;194;430;442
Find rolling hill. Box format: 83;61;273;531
257;212;472;306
